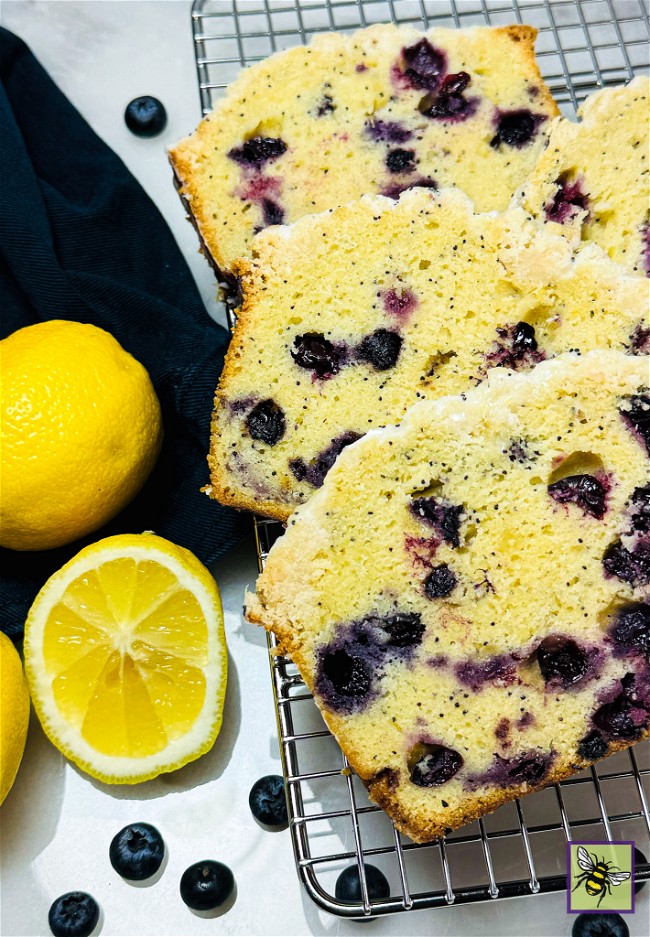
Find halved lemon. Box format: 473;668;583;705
24;533;227;784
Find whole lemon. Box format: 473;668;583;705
0;321;163;551
0;633;30;805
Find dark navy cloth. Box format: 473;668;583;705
0;28;248;636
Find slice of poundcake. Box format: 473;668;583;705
208;187;648;520
246;351;650;843
516;77;650;277
170;23;558;277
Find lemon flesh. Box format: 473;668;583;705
24;534;227;784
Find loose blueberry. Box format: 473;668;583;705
635;847;648;893
386;148;416;174
537;635;588;687
577;729;609;761
180;860;235;911
544;173;590;224
227;136;287;166
410;744;463;786
620;394;650;454
418;72;477;121
248;775;288;826
611;604;650;657
548;473;608;519
490;109;543;148
124;96;167;137
401;39;447;90
291;333;342;377
289;431;362;488
357;329;402;370
335;863;390;903
380;612;425;649
320;649;373;701
572;912;629;937
48;892;99;937
410;496;463;547
245;399;286;446
424;564;458;599
109;822;165;881
603;540;650;588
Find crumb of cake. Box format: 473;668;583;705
170;23;560;273
245;352;650;842
209;189;646;520
516;77;650;277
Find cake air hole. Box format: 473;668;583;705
424;350;457;377
409;479;443;500
548;451;605;484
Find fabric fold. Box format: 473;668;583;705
0;27;248;636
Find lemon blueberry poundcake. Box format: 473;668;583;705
516;77;650;278
208;187;649;520
246;352;650;843
169;23;558;278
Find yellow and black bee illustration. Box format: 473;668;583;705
572;846;632;907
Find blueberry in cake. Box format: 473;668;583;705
516;77;650;279
207;187;648;520
246;351;650;843
169;23;558;278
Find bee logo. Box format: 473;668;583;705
572;845;631;908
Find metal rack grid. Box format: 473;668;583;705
190;0;650;918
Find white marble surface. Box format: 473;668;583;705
0;3;648;937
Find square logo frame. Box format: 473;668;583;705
567;840;635;915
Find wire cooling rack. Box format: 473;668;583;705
189;0;650;919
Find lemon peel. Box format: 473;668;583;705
0;320;162;551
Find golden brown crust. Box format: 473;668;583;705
204;255;299;521
254;579;650;842
170;21;559;280
495;25;559;118
194;22;557;519
515;77;650;276
168;148;230;280
244;352;650;843
205;186;645;520
363;735;648;843
251;582;650;844
170;160;233;290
